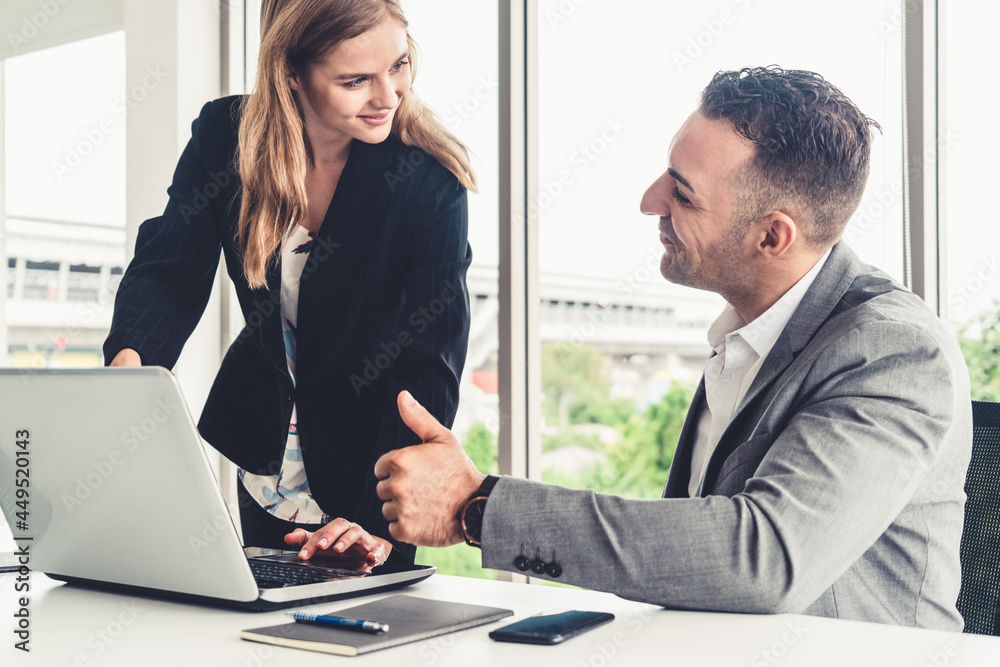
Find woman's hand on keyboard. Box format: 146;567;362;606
284;518;392;564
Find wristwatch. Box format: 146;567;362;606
459;475;499;547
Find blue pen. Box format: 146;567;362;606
288;611;390;633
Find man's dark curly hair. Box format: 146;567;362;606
700;66;881;246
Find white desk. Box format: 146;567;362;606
2;567;1000;666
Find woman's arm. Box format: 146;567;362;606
103;98;236;368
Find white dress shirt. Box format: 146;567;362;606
687;249;832;497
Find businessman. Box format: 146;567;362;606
373;67;973;630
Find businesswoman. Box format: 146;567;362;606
103;0;474;565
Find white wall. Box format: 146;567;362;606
0;0;123;60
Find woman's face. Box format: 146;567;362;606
289;17;411;156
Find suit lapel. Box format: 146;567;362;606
296;138;396;342
663;375;708;498
698;242;866;492
247;256;291;390
736;242;861;413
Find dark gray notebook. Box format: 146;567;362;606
240;594;513;656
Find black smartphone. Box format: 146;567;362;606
488;610;615;645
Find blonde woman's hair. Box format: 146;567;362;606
237;0;477;289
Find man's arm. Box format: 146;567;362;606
377;318;966;613
375;391;486;547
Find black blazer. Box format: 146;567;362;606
103;96;472;561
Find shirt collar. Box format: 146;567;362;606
706;248;833;357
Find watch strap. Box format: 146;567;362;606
476;474;500;498
460;475;500;547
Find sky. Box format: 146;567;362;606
4;0;998;324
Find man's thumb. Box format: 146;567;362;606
397;391;451;444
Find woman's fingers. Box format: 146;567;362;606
285;519;391;563
282;528;312;546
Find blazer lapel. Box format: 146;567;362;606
737;242;861;412
296;138;396;342
698;242;866;492
248;256;292;391
663;374;708;498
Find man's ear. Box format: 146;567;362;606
754;211;797;261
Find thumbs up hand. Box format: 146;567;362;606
374;391;487;547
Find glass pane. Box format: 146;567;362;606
4;31;126;367
402;0;500;578
943;5;1000;400
537;1;904;497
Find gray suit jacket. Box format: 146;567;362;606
481;242;972;630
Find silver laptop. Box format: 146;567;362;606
0;367;434;610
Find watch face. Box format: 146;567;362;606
462;497;487;545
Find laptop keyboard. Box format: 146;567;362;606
249;560;364;589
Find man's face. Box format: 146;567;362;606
640;111;759;295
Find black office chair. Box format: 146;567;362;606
956;400;1000;635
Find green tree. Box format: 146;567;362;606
462;422;498;474
415;421;499;579
957;302;1000;401
541;342;634;428
602;382;693;496
542;382;694;499
414;543;498;580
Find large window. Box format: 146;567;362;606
4;32;126;368
401;0;502;578
536;0;904;499
943;3;1000;401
